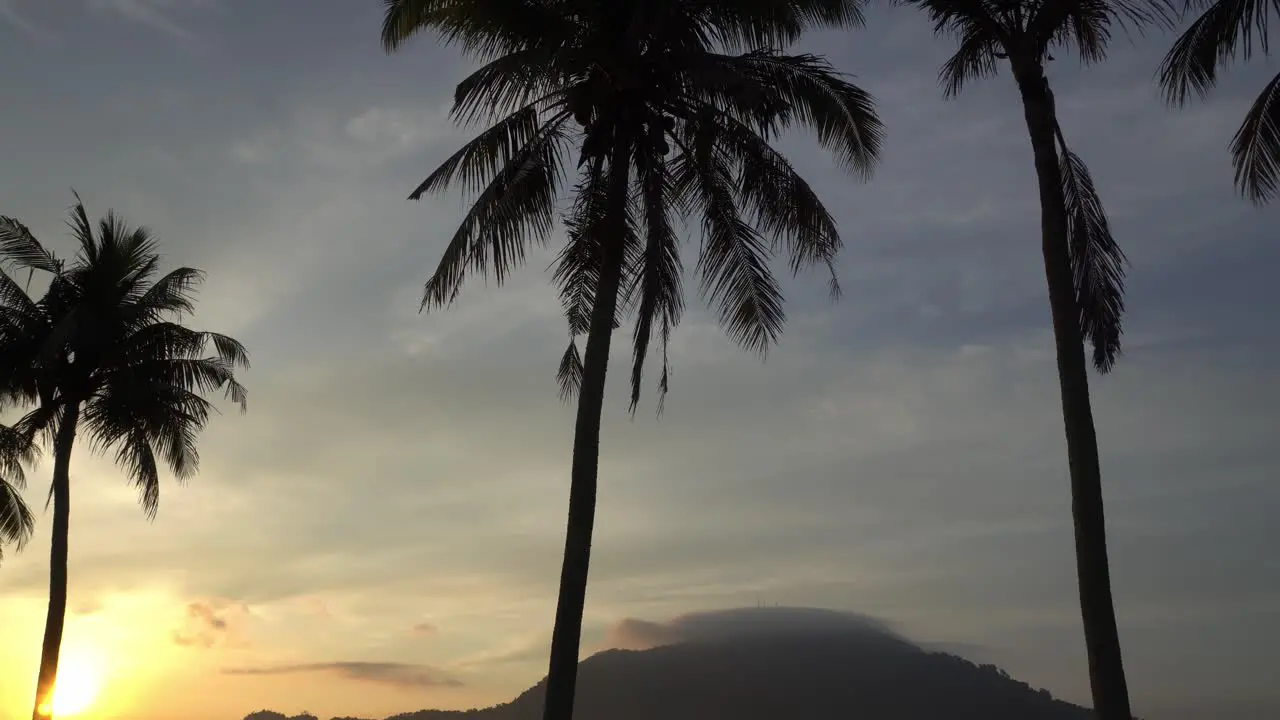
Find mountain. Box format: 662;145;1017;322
245;609;1090;720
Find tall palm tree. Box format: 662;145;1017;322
1159;0;1280;203
892;2;1171;718
0;200;249;720
379;2;883;719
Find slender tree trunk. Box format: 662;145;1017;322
540;141;631;720
1015;67;1132;720
32;403;80;720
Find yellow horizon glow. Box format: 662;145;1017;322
38;647;106;718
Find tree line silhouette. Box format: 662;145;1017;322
1;1;1274;719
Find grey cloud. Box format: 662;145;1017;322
85;0;214;41
223;661;463;689
0;1;39;37
172;600;245;648
454;636;551;670
604;607;912;651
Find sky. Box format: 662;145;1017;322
0;1;1276;719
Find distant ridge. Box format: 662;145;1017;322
244;608;1090;720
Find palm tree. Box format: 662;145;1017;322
891;2;1172;719
379;2;883;719
0;199;249;720
1158;0;1280;203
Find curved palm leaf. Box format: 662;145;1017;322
1058;140;1127;372
0;216;61;276
0;423;36;563
1230;69;1280;202
1159;0;1280;202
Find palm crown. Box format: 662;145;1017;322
902;1;1171;92
383;0;884;410
1159;0;1280;203
0;199;248;518
901;0;1174;372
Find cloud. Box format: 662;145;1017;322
603;607;912;652
0;0;40;37
73;600;105;616
452;631;559;672
85;0;214;42
411;621;438;637
223;661;463;690
173;599;248;648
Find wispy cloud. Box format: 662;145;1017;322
223;661;463;689
86;0;213;44
0;0;40;37
603;608;910;652
172;599;249;648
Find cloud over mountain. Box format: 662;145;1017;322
605;606;910;650
225;662;463;690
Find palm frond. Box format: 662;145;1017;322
207;331;253;377
117;430;162;520
411;106;544;200
1159;0;1278;103
939;21;1003;96
0;476;34;564
679;150;785;355
703;109;843;280
1230;70;1280;203
0;217;61;275
694;51;883;178
555;337;584;402
553;158;632;337
0;413;39;557
12;405;62;453
85;374;215;516
0;422;38;481
1058;140;1126;372
692;0;868;50
381;0;443;50
901;0;1014;50
65;192;96;265
419;112;571;310
134;267;205;320
381;0;577;57
452;51;575;126
1031;0;1175;63
626;151;683;413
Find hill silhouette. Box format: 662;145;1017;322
244;608;1089;720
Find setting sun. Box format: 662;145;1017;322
38;651;104;718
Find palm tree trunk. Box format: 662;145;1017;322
1015;67;1133;720
32;404;80;720
541;142;631;720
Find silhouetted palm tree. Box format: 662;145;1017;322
892;2;1172;718
379;2;883;719
1159;0;1280;203
0;199;248;720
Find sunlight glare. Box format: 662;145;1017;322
39;651;103;717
